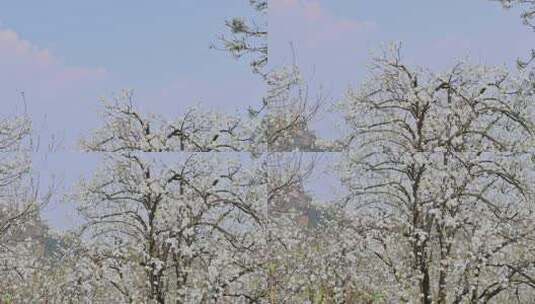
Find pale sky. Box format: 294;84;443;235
1;0;532;230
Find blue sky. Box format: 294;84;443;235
0;0;264;148
2;0;532;145
271;0;534;82
270;0;535;138
1;0;532;230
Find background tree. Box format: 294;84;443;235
493;0;535;29
0;112;56;302
214;0;267;77
215;0;338;153
261;66;330;152
492;0;535;69
80;90;258;153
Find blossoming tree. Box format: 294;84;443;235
338;45;535;303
